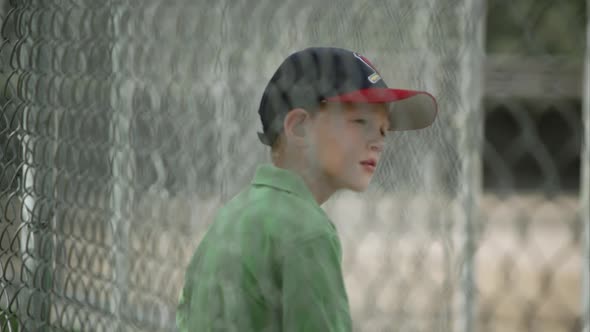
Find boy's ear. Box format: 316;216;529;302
283;108;311;147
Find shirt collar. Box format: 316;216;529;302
251;163;319;206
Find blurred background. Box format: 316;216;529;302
0;0;588;331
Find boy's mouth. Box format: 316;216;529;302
360;159;377;172
360;159;377;167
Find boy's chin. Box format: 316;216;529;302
345;180;371;193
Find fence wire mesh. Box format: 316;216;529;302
0;0;588;332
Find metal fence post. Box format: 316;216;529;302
111;4;132;331
581;1;590;330
17;5;56;329
457;0;486;330
19;115;38;330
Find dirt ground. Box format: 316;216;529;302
324;192;584;332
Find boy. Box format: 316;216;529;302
177;47;437;331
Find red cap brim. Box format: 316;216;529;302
325;88;438;131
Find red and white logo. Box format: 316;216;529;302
353;52;382;83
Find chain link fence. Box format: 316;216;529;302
0;0;588;331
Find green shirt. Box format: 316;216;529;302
177;164;352;332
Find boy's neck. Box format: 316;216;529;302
272;161;336;206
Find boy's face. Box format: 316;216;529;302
306;102;390;192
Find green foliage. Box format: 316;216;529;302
487;0;586;55
0;310;21;332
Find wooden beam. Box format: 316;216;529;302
485;55;583;99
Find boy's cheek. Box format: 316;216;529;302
326;145;356;174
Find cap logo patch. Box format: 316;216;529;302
368;73;381;83
353;52;382;84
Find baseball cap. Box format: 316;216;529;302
257;47;438;146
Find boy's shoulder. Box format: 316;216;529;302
219;179;336;243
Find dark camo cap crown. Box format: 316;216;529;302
257;47;438;146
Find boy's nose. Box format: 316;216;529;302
369;138;384;153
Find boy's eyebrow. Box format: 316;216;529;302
346;108;391;130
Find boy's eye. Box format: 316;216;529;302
354;119;367;124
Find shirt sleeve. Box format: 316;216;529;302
281;233;353;332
